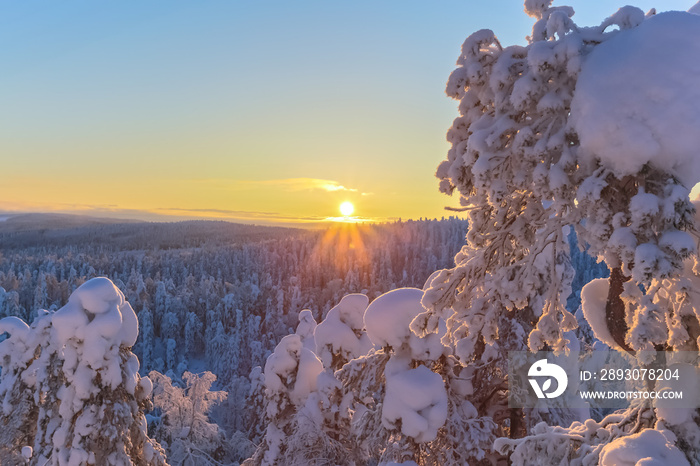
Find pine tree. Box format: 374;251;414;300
421;1;700;464
149;371;228;465
243;334;323;465
0;277;168;465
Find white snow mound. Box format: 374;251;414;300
599;428;690;466
314;294;372;366
382;364;448;443
0;316;30;339
295;309;317;352
264;334;323;406
571;11;700;188
654;362;700;426
49;277;141;395
53;277;139;350
580;278;619;350
67;277;123;314
364;288;425;349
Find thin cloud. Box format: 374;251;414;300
0;202;330;225
156;206;328;222
0;196;383;227
0;200;122;212
245;178;361;194
324;216;374;223
191;177;370;195
158;208;382;225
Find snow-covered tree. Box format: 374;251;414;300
419;1;700;463
138;306;156;373
243;1;700;464
294;309;317;352
244;366;267;445
166;338;178;373
184;312;203;356
149;371;230;466
313;294;372;370
247;287;496;465
244;333;323;465
0;316;38;463
0;277;167;465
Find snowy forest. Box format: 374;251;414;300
4;0;700;465
0;215;607;465
0;217;492;463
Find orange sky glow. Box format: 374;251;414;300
2;1;688;227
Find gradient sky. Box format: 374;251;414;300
0;0;694;226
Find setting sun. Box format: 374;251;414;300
340;201;354;217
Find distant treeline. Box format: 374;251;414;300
0;218;302;250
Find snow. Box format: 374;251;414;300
654;362;700;426
53;277;139;351
422;269;444;290
599;429;690;466
293;344;323;405
633;243;671;282
629;191;659;228
313;294;372;367
382;361;447;443
0;276;165;464
580;278;620;350
264;334;323;406
264;335;302;393
148;371;225;463
690;1;700;15
295;309;317;352
47;278;141;399
571;11;700;188
659;230;695;257
139;376;154;398
364;288;426;349
408;314;449;361
67;276;123;315
0;316;29;340
608;226;637;265
524;0;555;19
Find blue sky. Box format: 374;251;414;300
0;1;694;225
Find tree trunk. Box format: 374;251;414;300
605;267;634;353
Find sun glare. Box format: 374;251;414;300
340;201;354;217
